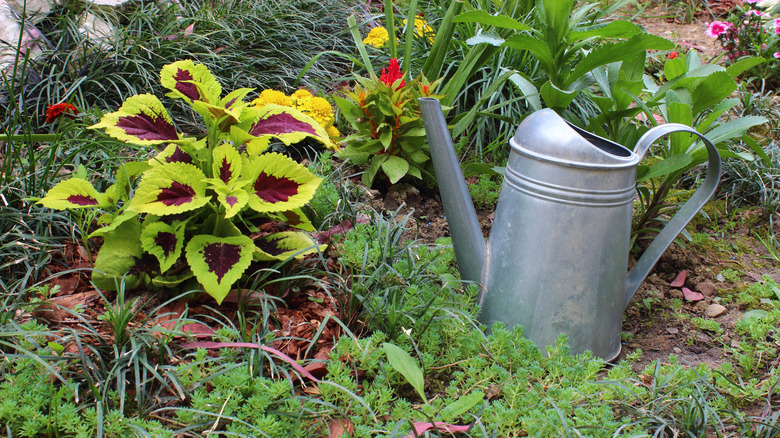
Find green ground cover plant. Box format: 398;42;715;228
3;0;780;436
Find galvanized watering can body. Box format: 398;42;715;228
418;98;721;361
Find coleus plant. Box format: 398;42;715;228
335;58;443;187
38;60;331;304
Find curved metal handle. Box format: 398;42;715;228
624;123;722;309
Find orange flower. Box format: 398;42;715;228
45;102;78;123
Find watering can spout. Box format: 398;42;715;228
419;97;486;284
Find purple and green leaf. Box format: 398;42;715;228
90;94;184;146
185;235;254;304
211;143;242;185
254;231;326;261
242;152;322;213
212;184;249;218
38;178;110;210
129;162;210;215
242;104;332;148
160;60;222;104
141;220;187;273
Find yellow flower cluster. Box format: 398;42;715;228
251;88;341;145
404;17;434;43
363;26;390;48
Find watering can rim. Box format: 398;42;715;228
510;108;643;170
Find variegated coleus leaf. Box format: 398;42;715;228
90;94;184;146
92;219;143;291
149;143;195;167
185;234;254;304
254;231;326;261
228;125;271;155
141;220;187;273
242;104;332;148
211;143;242;185
242;152;322;214
128;162;210;215
211;183;248;218
265;208;315;232
37;178;111;210
160;60;222;105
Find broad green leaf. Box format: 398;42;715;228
503;34;556;74
38;178;110;210
568;20;643;41
253;231;325;261
383;342;427;403
93;220;143;291
452;10;530;30
109;161;151;203
541;0;575;43
504;69;542;111
726;57;765;79
90;210;140;238
696;98;738;132
243;152;322;213
190;99;244;127
228;125;272;156
141;220;187;273
691;71;736;116
333;95;363;123
381;155;410;184
379;126;393;149
663;56;686;81
185;234;254;304
666;101;693;155
363;154;388;186
90;94;183;145
702;116;767;145
160;60;222;104
637;154;693;182
465;31;505;47
129;162;210;215
567;33;673;88
540;81;577;109
441;391;485;419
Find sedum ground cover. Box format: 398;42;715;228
1;0;780;436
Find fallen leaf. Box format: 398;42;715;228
404;422;471;438
682;287;704;302
328;418;353;437
669;270;687;287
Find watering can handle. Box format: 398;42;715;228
623;123;722;310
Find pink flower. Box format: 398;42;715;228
775;52;780;59
744;0;758;3
706;21;733;38
775;18;780;34
746;9;767;16
379;58;406;89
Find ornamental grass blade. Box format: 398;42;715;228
383;342;427;403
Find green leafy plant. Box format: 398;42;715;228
38;60;330;303
335;58;442;187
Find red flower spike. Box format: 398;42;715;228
45;102;79;123
668;51;679;59
379;58;406;89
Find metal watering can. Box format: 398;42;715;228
418;98;721;361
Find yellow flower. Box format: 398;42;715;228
363;26;390;48
403;17;434;43
299;96;335;128
251;89;291;109
326;125;341;138
291;89;314;108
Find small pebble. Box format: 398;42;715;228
666;327;678;334
705;303;727;318
696;282;717;297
